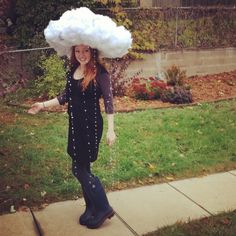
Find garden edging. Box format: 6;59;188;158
6;95;236;114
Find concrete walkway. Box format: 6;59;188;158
1;170;236;236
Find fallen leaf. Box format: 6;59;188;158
24;183;30;190
148;163;156;171
41;191;47;197
5;185;11;191
166;176;175;181
221;218;231;226
147;178;155;184
39;203;49;209
18;205;29;212
197;130;203;134
10;205;16;213
138;180;144;184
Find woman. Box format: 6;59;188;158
28;44;116;229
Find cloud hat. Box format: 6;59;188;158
44;7;132;58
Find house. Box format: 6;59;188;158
139;0;236;7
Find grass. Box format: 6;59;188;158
144;210;236;236
0;98;236;213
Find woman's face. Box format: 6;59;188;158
74;44;92;66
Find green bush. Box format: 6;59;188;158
35;54;68;98
177;20;198;48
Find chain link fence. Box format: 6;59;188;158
124;6;236;50
0;47;54;96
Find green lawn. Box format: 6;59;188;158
144;210;236;236
0;99;236;213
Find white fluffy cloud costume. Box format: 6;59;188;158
44;7;132;58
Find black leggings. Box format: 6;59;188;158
72;159;93;185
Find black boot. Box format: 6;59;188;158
79;186;95;225
83;176;114;229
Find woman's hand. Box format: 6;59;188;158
28;102;44;114
106;130;116;147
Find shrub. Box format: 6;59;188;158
160;85;193;104
106;57;132;96
35;54;68;98
128;65;192;104
165;65;187;86
130;77;167;100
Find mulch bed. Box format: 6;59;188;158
11;70;236;113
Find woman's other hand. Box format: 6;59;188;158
106;130;116;147
28;102;43;114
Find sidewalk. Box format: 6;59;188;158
1;170;236;236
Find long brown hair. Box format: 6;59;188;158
70;46;99;90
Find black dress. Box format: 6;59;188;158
57;65;113;165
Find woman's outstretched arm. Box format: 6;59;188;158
28;73;69;115
28;97;60;114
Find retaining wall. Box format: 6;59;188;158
125;47;236;78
